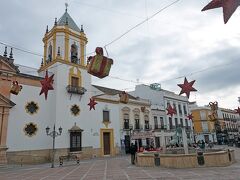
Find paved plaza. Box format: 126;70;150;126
1;146;240;180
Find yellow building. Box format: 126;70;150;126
190;106;217;143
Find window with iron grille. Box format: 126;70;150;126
175;118;178;128
185;119;188;128
123;113;129;129
135;114;140;129
71;77;79;87
154;116;158;129
103;110;110;122
169;117;173;129
183;105;187;115
160;117;164;129
180;118;183;127
70;132;82;152
144;115;149;129
178;104;182;115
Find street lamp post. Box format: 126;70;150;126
46;124;62;168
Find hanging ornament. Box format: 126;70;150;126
39;71;54;100
87;47;113;78
88;98;97;111
202;0;240;24
235;107;240;115
208;101;218;121
187;114;194;120
166;104;176;117
178;77;197;99
141;106;146;113
10;81;22;95
119;91;129;104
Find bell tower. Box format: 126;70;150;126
39;5;88;72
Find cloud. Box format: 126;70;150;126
0;0;239;109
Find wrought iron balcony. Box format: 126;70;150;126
134;124;143;131
123;123;129;130
145;124;152;131
123;124;133;131
66;85;87;95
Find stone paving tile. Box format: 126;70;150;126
1;149;240;180
155;178;179;180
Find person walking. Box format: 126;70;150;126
130;143;137;165
201;140;205;150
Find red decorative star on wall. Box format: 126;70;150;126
88;98;98;111
166;105;176;117
235;107;240;115
39;71;54;100
187;114;194;120
202;0;240;24
178;77;197;99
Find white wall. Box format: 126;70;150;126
7;84;54;151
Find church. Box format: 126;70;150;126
0;8;151;164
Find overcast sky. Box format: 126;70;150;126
0;0;240;109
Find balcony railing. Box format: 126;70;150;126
134;124;143;131
123;123;129;130
66;85;87;95
144;125;152;130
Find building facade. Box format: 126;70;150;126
219;108;240;143
190;103;240;145
0;10;152;164
130;84;194;147
190;105;217;143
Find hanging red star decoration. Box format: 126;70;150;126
39;71;54;100
187;114;194;120
202;0;240;24
166;105;176;117
88;98;98;111
235;107;240;115
178;77;197;99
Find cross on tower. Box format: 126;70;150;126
65;2;68;12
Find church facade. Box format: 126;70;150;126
0;9;151;164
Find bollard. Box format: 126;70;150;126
228;149;232;162
154;153;160;166
197;151;205;166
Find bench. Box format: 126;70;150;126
59;154;80;166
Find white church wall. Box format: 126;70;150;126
7;84;54;151
53;64;94;149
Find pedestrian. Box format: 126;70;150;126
201;140;205;150
130;143;137;165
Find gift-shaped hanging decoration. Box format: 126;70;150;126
119;91;129;104
208;101;218;121
87;47;113;78
10;81;22;95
